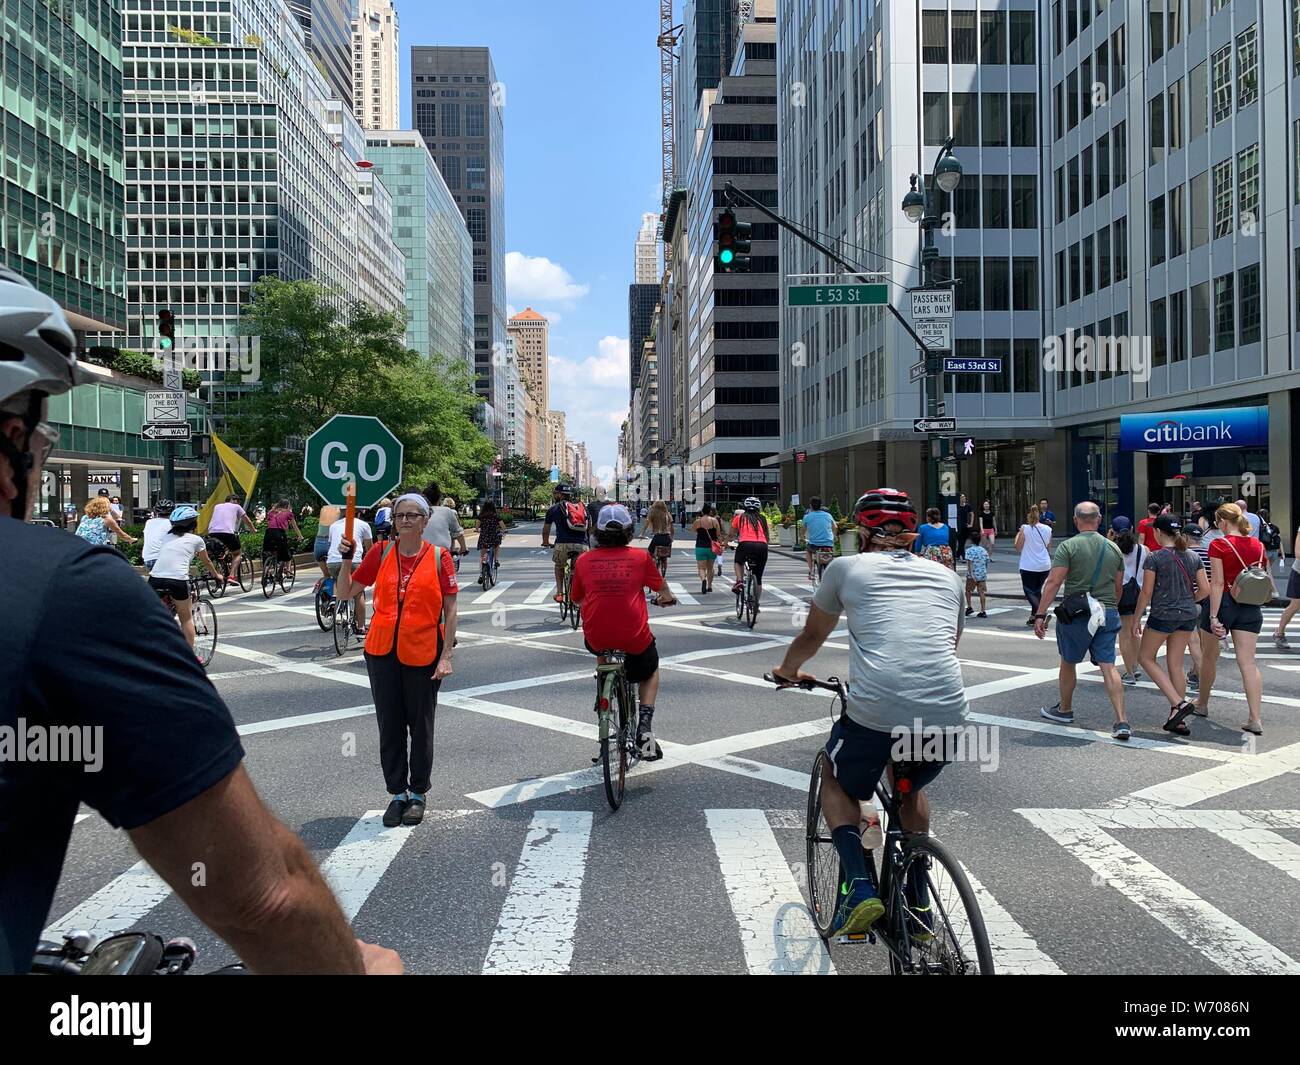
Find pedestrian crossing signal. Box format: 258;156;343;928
716;210;752;273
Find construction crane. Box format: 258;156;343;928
657;1;681;260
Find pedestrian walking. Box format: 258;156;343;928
1257;508;1282;570
420;482;469;558
74;496;136;553
955;493;973;561
108;494;125;544
1111;517;1147;685
1136;503;1161;552
1199;503;1272;735
1132;515;1210;734
1014;505;1053;626
691;502;723;594
1273;522;1300;649
1035;502;1129;740
1038;498;1057;530
914;507;955;568
1236;498;1262;539
977;499;996;554
1181;524;1207;690
335;493;459;828
963;528;990;617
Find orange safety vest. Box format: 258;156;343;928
364;543;445;666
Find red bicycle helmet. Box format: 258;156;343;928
853;488;918;533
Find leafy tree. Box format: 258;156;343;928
499;453;550;507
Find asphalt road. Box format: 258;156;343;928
44;523;1300;974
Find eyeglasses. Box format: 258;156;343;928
31;422;59;465
393;511;425;523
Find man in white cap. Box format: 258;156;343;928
571;503;676;757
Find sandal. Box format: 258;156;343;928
1241;721;1263;736
1163;702;1196;733
1190;704;1209;718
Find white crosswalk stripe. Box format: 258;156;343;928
666;581;699;605
469;579;515;605
523;581;552;605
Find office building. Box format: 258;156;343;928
410;46;507;432
352;0;400;130
506;307;549;412
635;211;660;282
288;0;353;104
628;282;658;390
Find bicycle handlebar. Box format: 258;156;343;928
763;671;845;696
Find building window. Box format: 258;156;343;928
1082;146;1094;207
1212;159;1233;238
1211;45;1232;125
1169;289;1187;362
1151;297;1168;368
1238;264;1261;344
980;11;1007;63
1056;250;1068;307
1068;155;1080;215
1190;170;1210;247
952;11;977;63
467;155;486;190
1168;79;1183;152
1237;143;1259;232
981;93;1008;146
1067;69;1079;128
923;93;948;145
1010;11;1036;64
1012;257;1038;309
1014;337;1040;392
1236;27;1258;110
466;103;486;137
440;101;461;136
954;257;981;310
1214;272;1235;351
1055;165;1065;224
1113;121;1127;186
984;259;1009;310
953;92;979;145
1149;93;1165;165
1081;57;1093;121
922;11;948;63
1010;93;1036;146
1097;131;1111;196
1098;223;1112;288
1191;281;1211;357
1011;175;1037;228
983;175;1008;228
1189;61;1207;141
953;175;980;228
1150;5;1165;64
1169;183;1186;257
1113;216;1129;281
1083;235;1096;296
1070;241;1081;301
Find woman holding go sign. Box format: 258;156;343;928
336;492;459;827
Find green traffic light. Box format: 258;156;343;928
159;337;173;350
719;249;734;264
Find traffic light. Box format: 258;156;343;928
157;309;176;352
715;209;752;273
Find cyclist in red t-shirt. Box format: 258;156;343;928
571;503;676;759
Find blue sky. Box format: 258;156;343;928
397;0;664;475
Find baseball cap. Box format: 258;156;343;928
596;503;634;530
1154;514;1183;535
1110;516;1132;532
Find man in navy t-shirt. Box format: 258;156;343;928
541;483;590;602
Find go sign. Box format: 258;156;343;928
303;415;403;509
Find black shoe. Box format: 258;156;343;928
965;607;973;616
977;611;987;618
383;796;409;827
702;580;707;594
401;796;426;826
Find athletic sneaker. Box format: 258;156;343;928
1186;672;1199;692
831;878;885;937
977;611;987;618
965;607;973;617
1112;720;1131;741
1040;703;1074;725
1121;670;1141;686
382;794;409;827
1275;633;1292;650
401;794;426;826
636;714;657;759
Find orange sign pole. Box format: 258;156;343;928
343;480;356;546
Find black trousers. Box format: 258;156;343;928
364;647;442;795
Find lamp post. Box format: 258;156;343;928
901;136;963;508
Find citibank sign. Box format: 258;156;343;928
1119;406;1268;452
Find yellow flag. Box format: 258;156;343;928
211;431;258;500
199;472;234;535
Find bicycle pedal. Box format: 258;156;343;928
834;931;875;947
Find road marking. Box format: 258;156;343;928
470;580;515;605
1076;672;1300;710
706;809;835;975
1122;742;1300;808
666;581;699;605
218;624;314;639
213;643;372;688
765;585;803;606
482;811;593;975
237;703;375;736
957;864;1065;974
206;666;285;681
43;861;171;941
697;755;811;791
320;809;426;922
523;581;552;605
1206;827;1300;884
1018;808;1300;974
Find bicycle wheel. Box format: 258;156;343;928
261;556;275;598
237;554;254;592
191;597;218;668
486;560;496;589
211;562;229;598
887;835;995;975
805;751;841;939
280;556;296;592
744;572;758;629
315;589;333;631
601;677;629;810
332;600;352;655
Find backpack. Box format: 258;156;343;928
562;501;588;533
1224;538;1274;606
1260;522;1281;551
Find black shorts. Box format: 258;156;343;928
583;637;659;683
1199;596;1263;635
263;528;291;561
734;541;769;580
210;532;240;555
148;576;190;602
1147;616;1198;634
1287;569;1300;600
823;713;946;802
648;533;673;552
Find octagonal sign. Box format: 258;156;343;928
303;414;403;509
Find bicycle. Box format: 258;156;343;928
477;545;497;589
331;592;364;655
204;537;253;598
593;649;663;810
260;548;296;598
313;576;336;631
160;575;218;668
809;545;834;589
558;552;581;630
734;553;759;629
766;673;994;975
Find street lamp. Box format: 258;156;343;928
900;136;962;508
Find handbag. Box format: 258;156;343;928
1054;539;1111;624
1118;545;1144;611
1224;538;1274;606
709;525;724;556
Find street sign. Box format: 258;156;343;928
910;289;954;319
908;360;927;383
142;422;192;441
913;418;957;433
788;283;888;306
795;449;807;464
303;414;404;508
935;402;947;417
145;390;187;424
162;367;183;391
960;438;976;457
917;320;951;350
942;356;1004;374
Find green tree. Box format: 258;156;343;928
227;278;493;505
499;453;550;507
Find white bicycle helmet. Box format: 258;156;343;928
0;265;89;407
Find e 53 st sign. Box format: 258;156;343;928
303;415;403;508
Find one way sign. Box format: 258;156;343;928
913;418;957;433
142;422;192;441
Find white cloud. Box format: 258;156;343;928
546;337;631;471
505;251;590;305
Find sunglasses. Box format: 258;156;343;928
31;422;59;465
393;511;425;522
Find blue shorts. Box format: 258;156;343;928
823;713;946;802
313;537;329;563
1055;607;1121;665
